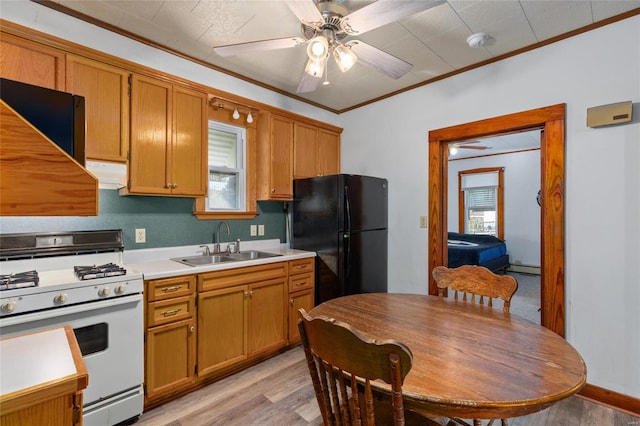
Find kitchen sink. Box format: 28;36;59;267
228;250;282;261
171;251;281;267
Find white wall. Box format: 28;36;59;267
340;16;640;398
447;149;541;266
3;1;639;400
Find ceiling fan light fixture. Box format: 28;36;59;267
333;43;357;72
304;58;325;78
232;107;240;120
307;35;329;61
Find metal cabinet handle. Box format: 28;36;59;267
290;299;294;305
271;188;276;193
162;285;182;293
161;308;182;317
295;281;307;287
190;326;195;332
173;183;178;189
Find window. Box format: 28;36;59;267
458;167;504;239
206;121;246;212
465;186;497;235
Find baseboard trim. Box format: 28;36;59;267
578;383;640;415
507;264;541;275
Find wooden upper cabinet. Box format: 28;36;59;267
171;86;207;196
66;55;130;162
317;129;340;176
293;122;318;179
293;124;341;179
0;34;65;90
125;74;206;197
257;113;293;200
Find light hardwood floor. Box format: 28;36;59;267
137;346;639;426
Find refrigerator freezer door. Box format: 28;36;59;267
342;175;388;232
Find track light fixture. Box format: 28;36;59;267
210;97;257;124
232;107;240;120
246;111;253;124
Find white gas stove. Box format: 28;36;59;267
0;230;144;426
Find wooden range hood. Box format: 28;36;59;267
0;100;98;216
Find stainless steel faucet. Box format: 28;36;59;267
214;221;231;253
199;245;211;256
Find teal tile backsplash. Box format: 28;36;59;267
0;190;287;249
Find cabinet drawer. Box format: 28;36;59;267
198;262;287;292
289;258;314;275
147;295;195;327
288;272;313;293
147;275;195;302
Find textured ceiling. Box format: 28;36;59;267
49;0;639;113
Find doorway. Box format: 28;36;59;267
428;104;566;336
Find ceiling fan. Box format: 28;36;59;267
213;0;445;93
449;141;490;155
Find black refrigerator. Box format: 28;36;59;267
291;174;388;305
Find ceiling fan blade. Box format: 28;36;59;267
214;37;305;57
286;0;323;24
458;145;488;150
341;0;445;35
296;71;322;93
347;41;412;79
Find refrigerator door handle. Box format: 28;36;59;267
343;232;351;280
344;185;352;231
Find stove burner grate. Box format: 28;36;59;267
74;263;127;280
0;270;39;290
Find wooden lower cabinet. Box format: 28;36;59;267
287;258;315;344
144;260;310;408
144;276;196;404
145;317;196;401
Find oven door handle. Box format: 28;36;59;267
0;294;142;328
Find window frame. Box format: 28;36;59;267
457;167;505;240
206;121;246;212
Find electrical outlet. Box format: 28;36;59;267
420;216;428;228
258;224;265;236
250;225;257;236
135;228;146;243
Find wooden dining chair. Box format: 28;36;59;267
298;308;439;426
432;265;518;313
433;265;517;426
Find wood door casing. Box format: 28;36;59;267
428;104;566;336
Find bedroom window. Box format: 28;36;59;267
458;167;504;239
206;121;246;211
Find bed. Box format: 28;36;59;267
447;232;510;272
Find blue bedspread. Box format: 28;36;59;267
447;232;507;268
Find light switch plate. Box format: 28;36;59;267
420;216;428;228
258;225;265;236
250;225;257;236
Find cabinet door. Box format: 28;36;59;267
145;317;196;401
129;74;172;194
317;129;340;176
0;34;65;90
197;286;248;378
171;86;207;196
247;278;287;356
269;115;293;199
288;289;314;344
66;55;129;162
293;122;318;179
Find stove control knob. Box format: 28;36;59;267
54;294;68;304
1;301;17;313
99;287;110;297
115;285;127;295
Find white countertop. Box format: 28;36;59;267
124;239;315;280
0;328;78;395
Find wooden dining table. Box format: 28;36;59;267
309;293;587;421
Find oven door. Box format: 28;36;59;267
0;294;143;418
